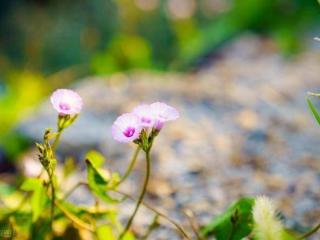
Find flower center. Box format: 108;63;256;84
123;127;135;137
154;120;164;130
59;102;71;111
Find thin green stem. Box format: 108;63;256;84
49;173;55;234
52;130;62;152
54;200;95;232
115;146;141;187
184;209;203;240
141;214;159;240
299;223;320;239
61;182;192;240
63;182;84;200
49;121;64;234
114;189;192;240
119;150;151;239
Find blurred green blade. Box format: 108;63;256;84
55;200;95;232
86;150;106;168
21;178;47;222
85;159;118;203
201;197;255;240
307;98;320;126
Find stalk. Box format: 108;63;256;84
115;146;141;187
299;223;320;239
49;173;55;233
119;149;151;239
52;130;62;152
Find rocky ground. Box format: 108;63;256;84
19;35;320;239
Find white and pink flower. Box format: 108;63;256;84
133;104;155;128
150;102;179;130
112;102;179;143
50;89;83;115
111;113;143;143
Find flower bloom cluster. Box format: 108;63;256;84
51;89;83;115
50;90;178;143
112;102;179;143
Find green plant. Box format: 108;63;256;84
0;89;319;240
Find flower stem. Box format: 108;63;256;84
49;175;55;233
141;214;159;240
52;130;62;152
184;209;204;240
54;200;95;232
299;222;320;239
62;182;192;240
114;189;192;240
116;146;141;187
119;149;151;239
49;125;63;234
63;182;83;200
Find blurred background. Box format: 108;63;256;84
1;0;320;159
1;1;320;237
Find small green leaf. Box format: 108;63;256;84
21;178;46;222
20;178;39;191
86;150;106;168
201;197;255;240
307;98;320;126
122;232;136;240
97;225;117;240
85;159;118;203
282;230;299;240
55;200;95;232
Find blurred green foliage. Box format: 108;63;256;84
201;197;255;240
1;0;319;74
0;0;320;156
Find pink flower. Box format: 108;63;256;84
112;113;142;143
150;102;179;130
133;104;155;128
50;89;83;115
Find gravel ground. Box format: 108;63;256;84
19;35;320;239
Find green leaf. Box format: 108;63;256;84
122;232;136;240
282;230;299;240
55;200;95;232
86;150;106;168
85;159;118;203
307;98;320;126
0;182;15;196
20;178;46;222
201;197;255;240
96;225;135;240
30;218;51;240
97;225;117;240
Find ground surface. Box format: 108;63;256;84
20;36;320;239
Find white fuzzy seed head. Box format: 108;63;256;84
252;196;284;240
